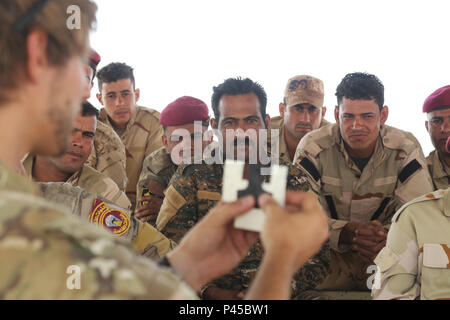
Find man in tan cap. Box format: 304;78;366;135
270;75;329;163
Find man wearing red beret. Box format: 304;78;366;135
135;96;213;224
423;85;450;190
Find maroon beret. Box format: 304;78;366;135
423;85;450;113
160;96;209;126
447;136;450;153
88;49;101;70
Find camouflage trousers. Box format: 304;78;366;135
316;249;371;291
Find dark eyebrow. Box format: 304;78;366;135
221;117;238;122
244;115;260;121
106;91;117;96
361;112;375;116
120;90;131;94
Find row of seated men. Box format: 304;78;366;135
24;49;450;300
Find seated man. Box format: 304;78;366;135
157;77;330;300
0;0;329;300
423;85;450;190
83;49;128;192
294;72;433;292
96;62;164;209
270;75;329;163
372;137;450;300
23;101;131;209
135;96;212;224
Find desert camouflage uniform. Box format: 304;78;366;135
23;155;131;209
294;124;434;290
426;150;450;190
270;116;331;163
372;188;450;300
156;158;330;299
0;161;197;299
136;146;177;203
86;121;128;191
99;106;164;209
38;182;175;260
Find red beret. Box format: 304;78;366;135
447;136;450;153
160;96;209;126
423;85;450;113
88;49;101;70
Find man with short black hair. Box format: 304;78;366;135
422;85;450;190
294;72;433;293
96;62;164;209
157;77;330;300
84;50;128;192
23;101;131;209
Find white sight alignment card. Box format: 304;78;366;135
222;160;288;232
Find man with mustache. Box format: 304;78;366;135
135;96;213;225
23;101;131;209
84;50;128;192
157;77;331;300
0;0;329;300
294;72;433;294
423;85;450;190
372;136;450;300
271;75;329;162
96;63;164;209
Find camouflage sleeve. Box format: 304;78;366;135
156;166;199;244
87;122;128;191
136;155;167;200
38;183;175;260
0;194;197;300
372;208;420;300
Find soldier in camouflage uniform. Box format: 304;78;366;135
270;75;330;163
157;78;330;300
96;63;164;209
22;102;131;209
294;72;433;291
136;96;212;224
0;0;330;300
422;85;450;190
82;49;128;192
372;137;450;300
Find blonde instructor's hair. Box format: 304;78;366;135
0;0;97;104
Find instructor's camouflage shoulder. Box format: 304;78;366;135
38;182;175;260
156;163;223;243
86;121;128;191
0;164;196;300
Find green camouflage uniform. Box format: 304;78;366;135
426;150;450;190
23;154;131;210
372;188;450;300
86;121;128;192
99;106;164;209
136;146;177;203
0;161;197;299
156;158;330;299
294;124;434;290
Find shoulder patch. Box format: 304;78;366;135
299;157;321;182
398;159;422;183
89;199;130;236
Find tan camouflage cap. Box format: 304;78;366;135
284;75;324;108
